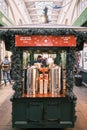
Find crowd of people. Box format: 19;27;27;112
34;55;54;67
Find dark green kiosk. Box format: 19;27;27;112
0;25;87;128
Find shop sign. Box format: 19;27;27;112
15;35;76;47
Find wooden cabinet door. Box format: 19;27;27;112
27;102;43;123
45;102;61;123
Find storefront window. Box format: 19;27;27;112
77;43;87;71
83;43;87;70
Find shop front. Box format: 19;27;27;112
0;25;87;128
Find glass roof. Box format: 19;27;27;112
7;0;83;25
35;2;53;22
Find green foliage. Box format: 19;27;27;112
0;28;87;50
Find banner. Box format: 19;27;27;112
15;35;76;47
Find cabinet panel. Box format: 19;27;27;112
27;102;43;122
61;102;72;121
45;102;60;122
13;102;26;121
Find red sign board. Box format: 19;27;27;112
15;35;76;47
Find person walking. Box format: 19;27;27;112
1;55;12;86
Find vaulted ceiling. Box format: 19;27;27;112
23;0;63;24
7;0;78;25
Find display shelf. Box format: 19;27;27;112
22;90;66;98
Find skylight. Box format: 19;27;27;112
35;2;53;22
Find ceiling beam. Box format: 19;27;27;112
24;0;63;2
29;14;58;16
31;17;57;20
27;7;60;11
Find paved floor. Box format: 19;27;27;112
0;83;87;130
0;83;14;130
0;83;14;107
